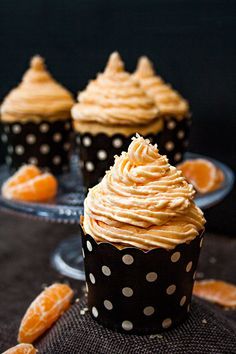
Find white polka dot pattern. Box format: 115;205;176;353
122;287;133;297
83;136;92;147
102;266;111;276
146;272;158;282
89;273;96;284
7;146;13;154
122;321;133;331
165;141;174;151
28;157;38;165
40;144;50;154
180;295;187;306
53;156;61;165
177;130;185;139
92;306;98;318
26;134;36;144
122;254;134;265
112;137;123;148
85;161;94;172
82;231;203;334
86;241;93;252
171;252;181;263
174;152;182;162
40;123;49;133
104;300;113;310
186;261;193;272
53;133;62;142
167;120;176;129
2;120;72;174
97;150;107;160
166;284;176;295
143;306;155;316
162;318;172;329
1;134;8;143
12;124;21;134
15;145;24;155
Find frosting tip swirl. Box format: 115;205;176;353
30;55;45;71
104;51;124;74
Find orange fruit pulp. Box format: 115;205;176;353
2;165;58;202
18;283;74;344
177;158;224;194
2;343;36;354
193;280;236;308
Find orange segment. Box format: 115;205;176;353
18;283;74;344
193;280;236;308
2;343;36;354
177;158;224;194
2;165;58;202
3;165;41;189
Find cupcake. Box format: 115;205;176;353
81;135;205;334
133;57;191;165
72;52;161;189
0;56;75;174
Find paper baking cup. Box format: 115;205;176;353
0;122;6;165
75;131;162;189
81;228;204;334
159;115;191;165
1;119;72;174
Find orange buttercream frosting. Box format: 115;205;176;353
83;135;205;250
133;56;189;119
1;55;74;121
72;52;159;126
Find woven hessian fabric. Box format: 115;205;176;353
36;296;236;354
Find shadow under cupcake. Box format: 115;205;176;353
0;55;75;174
72;52;162;189
81;135;206;334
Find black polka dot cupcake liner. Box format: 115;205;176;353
159;115;191;165
0;123;6;165
75;131;162;190
1;119;72;174
81;228;204;335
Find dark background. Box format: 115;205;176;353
0;0;235;233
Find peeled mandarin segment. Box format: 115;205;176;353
18;283;74;344
2;165;41;196
193;280;236;308
2;171;58;202
2;343;37;354
177;159;223;194
10;173;58;202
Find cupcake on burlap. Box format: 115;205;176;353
0;56;75;174
81;135;206;334
133;57;191;165
72;52;161;189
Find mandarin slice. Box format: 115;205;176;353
18;283;74;344
177;159;224;194
2;165;58;202
2;343;36;354
193;280;236;308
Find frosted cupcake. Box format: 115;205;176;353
81;135;205;334
0;56;75;174
133;57;191;165
72;52;161;188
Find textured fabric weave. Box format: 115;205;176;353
36;296;236;354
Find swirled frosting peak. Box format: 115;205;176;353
83;135;205;250
71;52;159;126
133;56;189;118
1;55;74;121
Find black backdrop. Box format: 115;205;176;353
0;0;235;233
